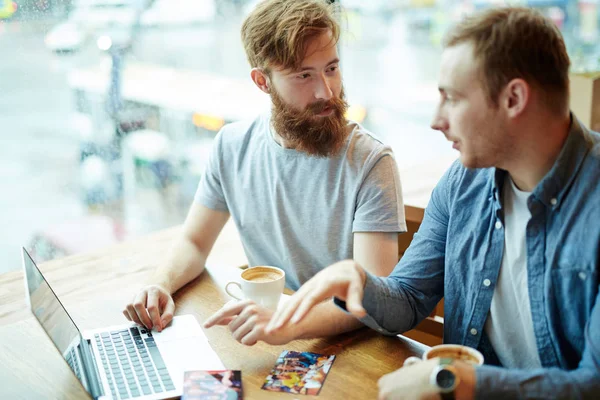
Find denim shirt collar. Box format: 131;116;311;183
491;114;592;210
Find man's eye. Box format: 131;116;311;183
298;73;311;80
327;66;338;73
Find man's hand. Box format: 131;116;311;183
123;285;175;332
266;260;367;333
203;300;295;346
378;359;440;400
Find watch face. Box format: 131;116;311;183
436;368;456;390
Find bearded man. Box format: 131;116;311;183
123;0;406;345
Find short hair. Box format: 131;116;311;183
444;7;571;113
241;0;340;72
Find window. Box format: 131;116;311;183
2;0;597;272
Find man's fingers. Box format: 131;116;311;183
268;282;314;331
240;326;260;346
377;373;392;400
126;303;143;326
203;300;251;328
122;310;132;321
228;304;257;333
231;315;257;343
289;284;330;324
213;316;235;326
146;291;163;331
160;297;175;329
266;292;303;332
133;291;153;329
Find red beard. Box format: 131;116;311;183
270;87;349;157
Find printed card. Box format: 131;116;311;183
182;370;243;400
261;350;336;395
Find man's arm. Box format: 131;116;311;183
203;231;399;344
123;202;229;330
285;231;400;339
151;202;230;294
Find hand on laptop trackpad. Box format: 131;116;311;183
154;314;207;342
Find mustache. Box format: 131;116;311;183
296;95;347;121
305;100;334;114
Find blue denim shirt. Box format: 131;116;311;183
354;117;600;399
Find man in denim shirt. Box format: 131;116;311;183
267;7;600;400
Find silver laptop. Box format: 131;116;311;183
22;247;225;400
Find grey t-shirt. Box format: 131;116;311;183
195;112;406;290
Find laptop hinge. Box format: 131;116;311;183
78;337;104;399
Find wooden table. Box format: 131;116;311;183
0;221;428;399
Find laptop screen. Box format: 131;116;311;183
22;248;85;380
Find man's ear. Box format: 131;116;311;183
251;68;271;94
500;78;529;118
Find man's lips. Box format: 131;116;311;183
316;106;333;116
444;135;460;150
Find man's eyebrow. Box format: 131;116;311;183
297;58;340;72
438;86;463;96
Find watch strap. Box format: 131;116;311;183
440;390;456;400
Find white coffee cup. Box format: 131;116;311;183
225;266;285;310
404;344;485;367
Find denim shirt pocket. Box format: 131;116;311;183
551;262;597;350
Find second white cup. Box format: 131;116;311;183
404;344;485;367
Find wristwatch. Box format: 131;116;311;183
430;358;459;400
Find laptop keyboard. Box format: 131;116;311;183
65;347;83;381
95;326;175;399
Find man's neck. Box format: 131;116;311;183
504;114;571;192
269;123;294;149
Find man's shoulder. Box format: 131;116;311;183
433;160;496;206
345;121;392;160
216;113;268;149
576;129;600;194
442;160;494;186
584;128;600;166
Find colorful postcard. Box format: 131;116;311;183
261;350;336;395
182;370;243;400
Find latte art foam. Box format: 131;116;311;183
242;267;283;283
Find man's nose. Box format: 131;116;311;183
314;74;334;101
430;109;448;132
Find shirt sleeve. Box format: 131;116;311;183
194;129;229;212
336;162;457;334
475;286;600;399
352;153;407;233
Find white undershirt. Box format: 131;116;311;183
484;177;542;369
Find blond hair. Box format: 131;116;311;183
241;0;340;72
445;7;570;113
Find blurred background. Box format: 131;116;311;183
1;0;599;273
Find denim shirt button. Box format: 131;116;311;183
579;272;587;280
483;279;491;287
495;221;502;230
550;198;558;206
470;328;478;336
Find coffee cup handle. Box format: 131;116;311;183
403;356;423;367
225;281;243;301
